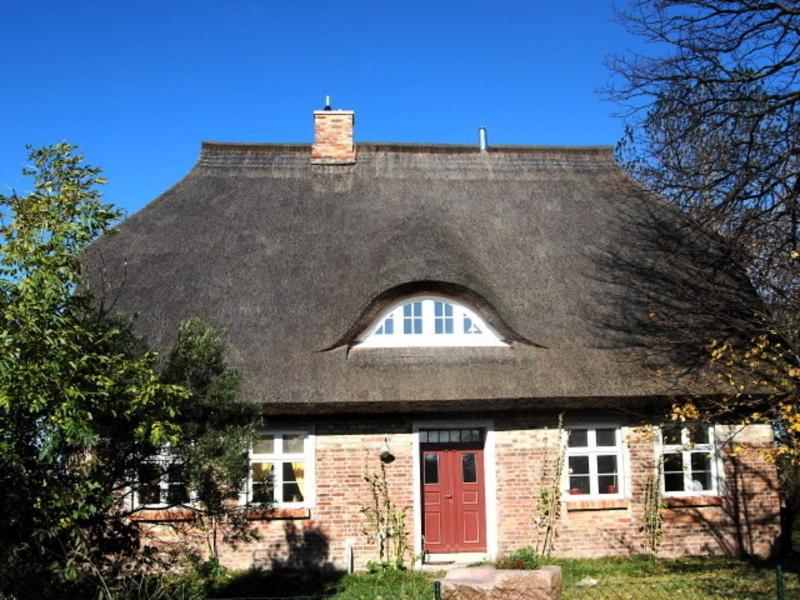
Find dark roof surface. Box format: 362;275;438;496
85;142;752;414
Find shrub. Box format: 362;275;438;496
495;547;540;570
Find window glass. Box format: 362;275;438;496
690;452;713;491
138;464;162;505
662;427;682;445
565;427;623;498
424;454;439;484
597;455;618;495
568;430;588;448
249;431;309;506
462;453;477;483
282;461;305;502
376;316;394;335
434;301;454;334
253;433;274;454
167;463;189;505
596;429;616;447
661;425;716;496
251;462;274;504
403;302;423;334
283;434;304;454
358;296;506;348
464;315;482;334
663;453;685;492
568;454;591;494
687;425;710;445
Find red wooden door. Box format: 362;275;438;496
422;442;486;553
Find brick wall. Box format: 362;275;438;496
137;416;781;571
494;418;780;559
311;110;356;164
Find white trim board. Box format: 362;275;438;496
411;419;498;568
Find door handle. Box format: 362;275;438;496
444;494;453;499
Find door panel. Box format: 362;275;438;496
452;450;486;551
421;450;449;553
421;442;486;553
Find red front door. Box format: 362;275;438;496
421;434;486;553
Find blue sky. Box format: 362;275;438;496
1;1;648;216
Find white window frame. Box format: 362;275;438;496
243;429;316;509
563;426;626;501
356;295;508;348
659;424;719;497
132;452;193;510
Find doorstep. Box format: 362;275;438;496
421;552;488;572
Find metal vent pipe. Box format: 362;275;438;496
478;127;488;152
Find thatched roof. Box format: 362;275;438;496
84;142;757;414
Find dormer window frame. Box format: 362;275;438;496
356;294;508;348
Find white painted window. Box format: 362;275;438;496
133;453;190;509
660;425;718;496
245;430;315;508
357;295;507;348
564;427;625;499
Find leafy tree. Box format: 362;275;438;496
0;144;258;598
605;0;800;549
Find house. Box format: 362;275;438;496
85;103;781;570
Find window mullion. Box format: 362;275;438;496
682;450;691;493
423;299;433;337
589;451;598;496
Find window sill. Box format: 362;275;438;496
245;507;311;521
566;499;629;512
129;508;195;522
665;496;723;508
129;507;312;523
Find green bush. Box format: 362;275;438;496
495;547;540;570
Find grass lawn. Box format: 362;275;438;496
550;555;800;599
209;555;800;599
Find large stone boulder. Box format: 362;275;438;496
440;566;562;600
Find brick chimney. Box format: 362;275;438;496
311;99;356;165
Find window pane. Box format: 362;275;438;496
167;463;189;505
384;317;394;335
664;472;684;492
690;452;713;491
596;429;617;447
568;455;589;475
568;430;588;448
598;474;619;495
138;464;162;505
282;461;305;503
251;462;274;504
434;302;454;334
424;454;439;484
283;434;304;454
688;425;710;445
690;452;711;473
662;427;681;445
464;315;482;334
420;431;428;443
597;455;617;474
690;470;713;492
569;476;590;495
663;453;683;473
428;431;439;443
450;430;461;442
253;433;275;455
462;453;477;483
403;302;423;334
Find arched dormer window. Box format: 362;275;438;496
356;295;507;348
